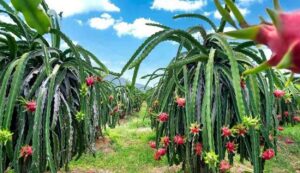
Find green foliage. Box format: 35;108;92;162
0;1;127;172
122;2;299;173
11;0;50;34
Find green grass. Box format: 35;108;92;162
68;105;300;173
264;124;300;173
68;104;169;173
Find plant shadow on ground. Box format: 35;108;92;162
67;105;300;173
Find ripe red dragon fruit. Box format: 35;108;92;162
85;76;95;87
154;152;161;160
278;126;284;131
157;148;167;156
226;141;236;153
273;89;285;98
293;116;300;122
158;112;169;122
174;135;185;145
149;141;156;149
221;126;232;138
25;100;37;112
194;143;202;156
161;136;170;147
154;148;167;160
284;111;289;117
190;123;201;135
219;160;231;173
176;97;186;107
20;145;33;161
225;11;300;73
262;149;275;160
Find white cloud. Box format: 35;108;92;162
213;5;249;19
45;0;120;17
0;14;14;24
113;18;163;39
89;13;115;30
151;0;207;12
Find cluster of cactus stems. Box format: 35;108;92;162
122;1;300;173
0;1;142;172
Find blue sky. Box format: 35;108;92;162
10;0;300;85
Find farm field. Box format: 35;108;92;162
0;0;300;173
68;104;300;173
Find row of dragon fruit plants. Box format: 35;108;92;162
123;0;299;173
0;0;143;172
0;0;300;173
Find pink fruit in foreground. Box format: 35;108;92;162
225;11;300;73
176;97;186;107
20;145;33;161
226;141;236;153
149;141;156;149
85;76;95;87
194;143;202;156
221;126;232;138
174;135;185;145
284;111;289;117
25;100;36;112
161;136;170;147
219;160;231;173
273;89;285;98
158;112;169;122
262;149;275;160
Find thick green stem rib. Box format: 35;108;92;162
242;61;270;76
284;73;294;87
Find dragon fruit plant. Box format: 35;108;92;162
121;0;299;172
114;84;143;120
272;72;300;126
0;1;121;172
217;0;300;127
